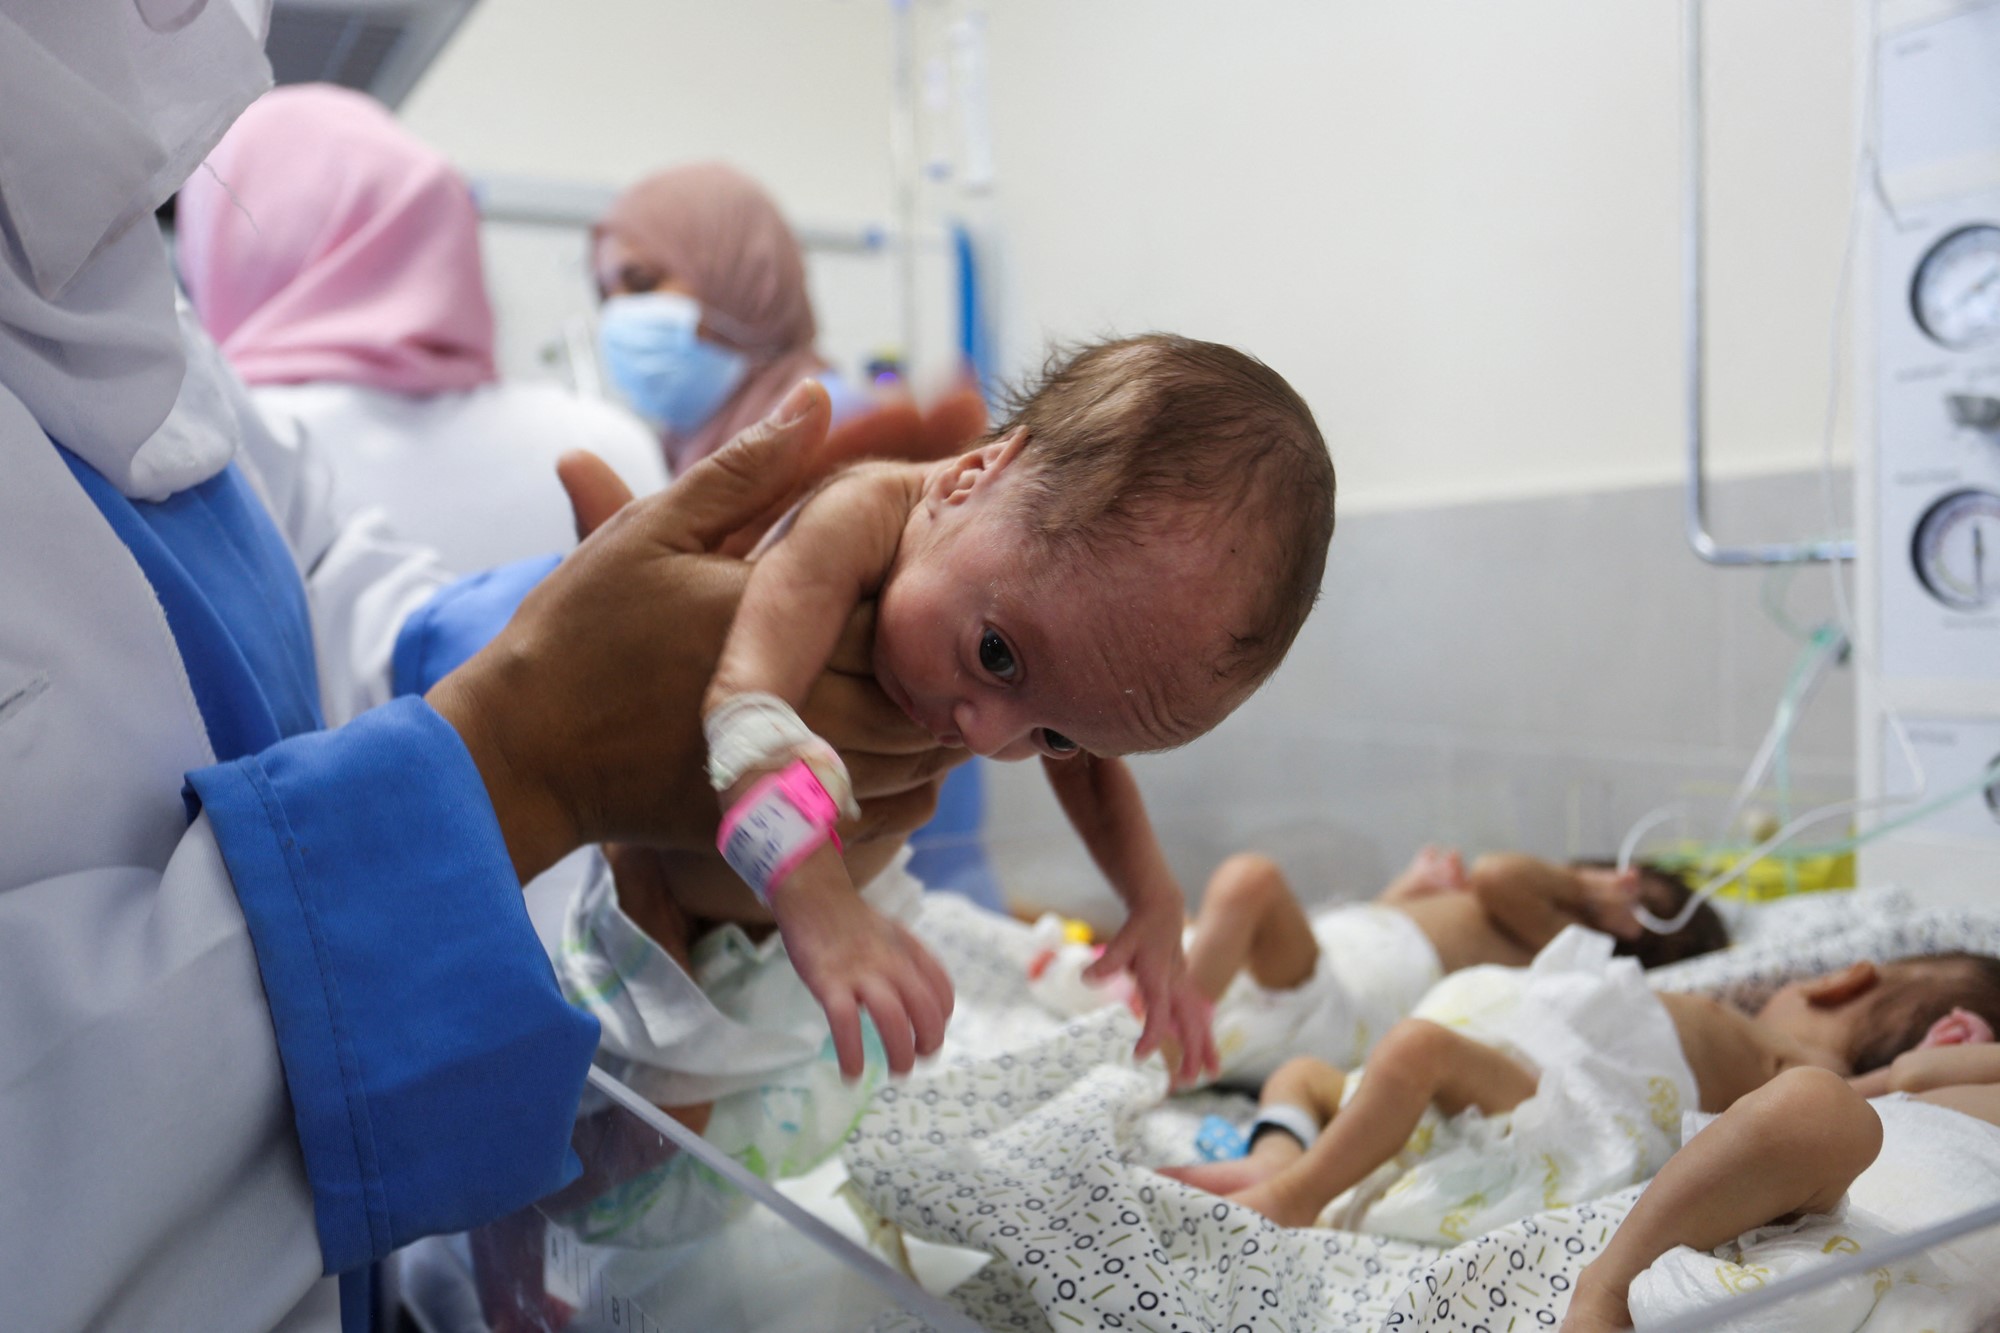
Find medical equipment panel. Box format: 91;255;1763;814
1857;0;2000;897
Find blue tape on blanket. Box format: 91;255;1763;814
1195;1115;1249;1162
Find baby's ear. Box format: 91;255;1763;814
937;427;1028;506
1804;961;1880;1007
978;426;1030;475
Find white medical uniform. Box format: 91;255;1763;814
0;5;598;1330
253;381;667;574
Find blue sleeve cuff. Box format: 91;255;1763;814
391;554;560;697
187;696;599;1273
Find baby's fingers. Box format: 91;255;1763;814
897;966;949;1061
898;924;957;1033
823;991;867;1082
1178;990;1218;1083
859;978;918;1075
900;928;952;1056
1082;934;1135;985
1132;980;1172;1061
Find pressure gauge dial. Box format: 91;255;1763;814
1912;225;2000;349
1912;488;2000;611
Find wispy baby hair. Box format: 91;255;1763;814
992;334;1335;683
1851;951;2000;1074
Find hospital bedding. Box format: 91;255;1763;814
848;888;2000;1332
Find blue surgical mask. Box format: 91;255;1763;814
597;292;751;435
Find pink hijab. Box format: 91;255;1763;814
175;83;498;394
597;162;827;470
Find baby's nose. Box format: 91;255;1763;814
952;700;1031;759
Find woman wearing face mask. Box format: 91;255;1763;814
592;162;879;475
176;84;668;575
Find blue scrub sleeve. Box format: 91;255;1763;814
391;554;561;697
186;696;599;1274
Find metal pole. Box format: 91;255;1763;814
1682;0;1857;567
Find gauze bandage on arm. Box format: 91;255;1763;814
706;692;862;901
703;691;859;819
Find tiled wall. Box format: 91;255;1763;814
983;468;1858;922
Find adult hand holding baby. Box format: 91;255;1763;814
708;373;992;559
427;379;959;883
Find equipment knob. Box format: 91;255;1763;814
1947;393;2000;432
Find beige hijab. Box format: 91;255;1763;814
597;162;827;471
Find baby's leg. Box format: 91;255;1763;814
1184;853;1321;999
1159;1055;1348;1195
1562;1066;1882;1333
1174;1020;1538;1228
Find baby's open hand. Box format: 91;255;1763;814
768;853;955;1080
1084;895;1219;1087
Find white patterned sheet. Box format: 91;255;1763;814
861;890;2000;1332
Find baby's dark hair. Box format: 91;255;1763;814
1570;860;1730;969
1850;951;2000;1074
991;334;1335;685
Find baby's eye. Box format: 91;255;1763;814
978;629;1017;680
1039;728;1078;755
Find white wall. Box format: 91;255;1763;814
404;1;895;219
406;0;1860;512
402;1;1867;912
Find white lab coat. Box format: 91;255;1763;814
0;308;592;1331
0;316;423;1328
1;5;599;1325
252;380;668;575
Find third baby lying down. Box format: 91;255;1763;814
1162;931;2000;1243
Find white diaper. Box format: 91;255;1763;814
1211;902;1444;1085
1321;925;1698;1245
1629;1094;2000;1332
555;847;925;1241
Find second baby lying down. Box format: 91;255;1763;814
1165;932;2000;1243
1030;846;1727;1083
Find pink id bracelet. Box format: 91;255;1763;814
717;759;845;904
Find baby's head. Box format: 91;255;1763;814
1754;951;2000;1074
1565;860;1730;968
874;334;1334;761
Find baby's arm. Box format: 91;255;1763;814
1470;855;1640;953
1045;754;1217;1084
1850;1042;2000;1098
706;468;953;1079
707;468;910;711
1562;1066;1883;1333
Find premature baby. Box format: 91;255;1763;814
1032;846;1728;1084
1167;939;2000;1242
702;335;1335;1083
